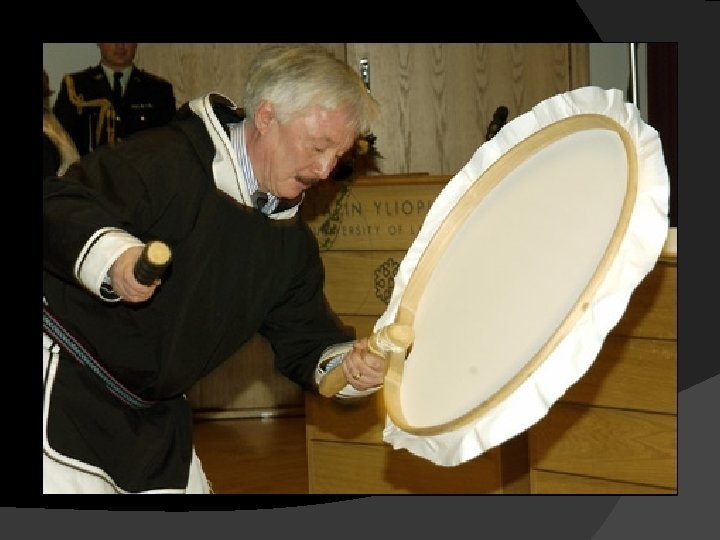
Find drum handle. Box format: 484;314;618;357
318;324;414;398
133;241;172;285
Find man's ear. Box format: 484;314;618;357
254;100;275;134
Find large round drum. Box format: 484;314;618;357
376;87;670;466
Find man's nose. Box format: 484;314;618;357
312;154;338;179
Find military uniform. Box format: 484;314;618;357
52;64;176;155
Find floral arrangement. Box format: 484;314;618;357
331;132;383;181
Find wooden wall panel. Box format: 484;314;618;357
305;391;385;444
561;336;676;413
346;44;583;177
308;440;502;494
570;44;590;89
531;470;675;494
612;262;676;339
134;43;345;110
529;404;677;489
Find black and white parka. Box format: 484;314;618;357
43;93;355;492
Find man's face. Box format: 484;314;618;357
98;43;138;70
257;104;356;200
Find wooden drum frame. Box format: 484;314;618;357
374;87;670;466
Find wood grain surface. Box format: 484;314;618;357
136;43;588;178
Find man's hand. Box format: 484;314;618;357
317;324;414;397
341;338;387;391
109;246;162;303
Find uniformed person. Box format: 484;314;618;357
52;43;176;155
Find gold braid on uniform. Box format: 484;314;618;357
63;74;117;147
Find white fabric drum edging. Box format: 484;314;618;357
376;86;670;467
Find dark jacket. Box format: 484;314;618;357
52;64;176;155
43;95;351;492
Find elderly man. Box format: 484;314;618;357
43;45;384;493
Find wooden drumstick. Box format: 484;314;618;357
318;324;414;398
133;241;172;285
